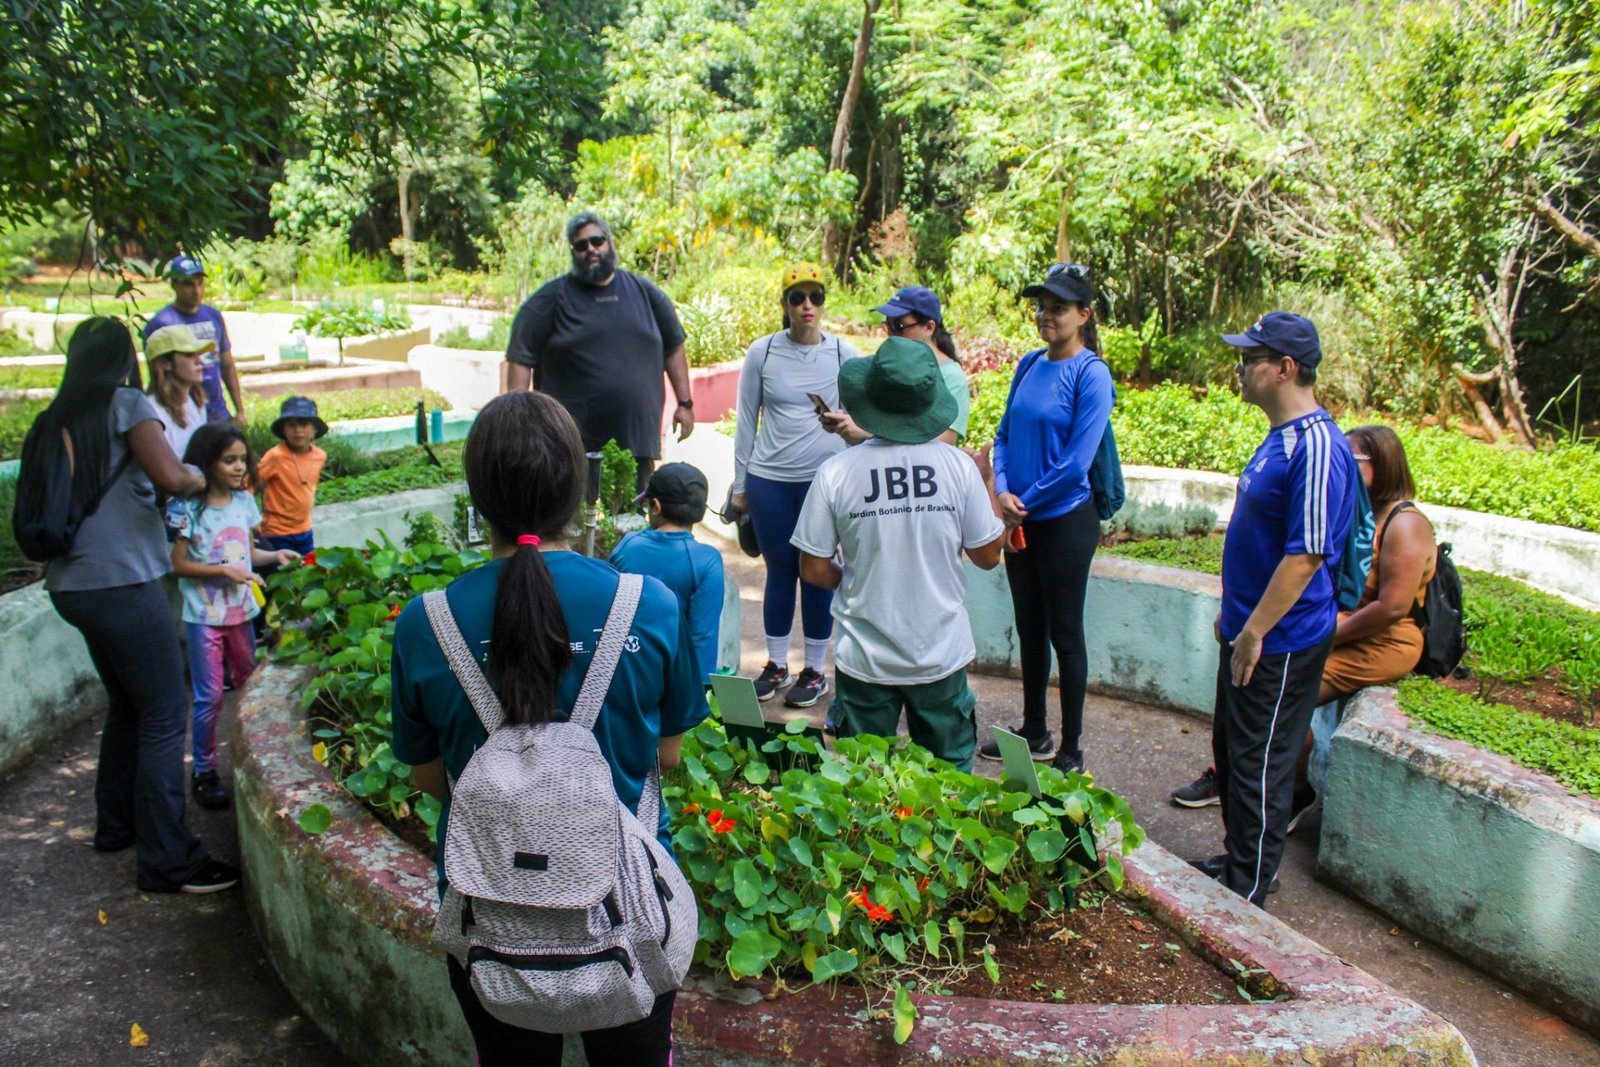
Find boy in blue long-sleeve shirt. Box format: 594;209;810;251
610;463;726;682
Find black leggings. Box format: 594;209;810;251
51;580;209;890
1005;500;1100;763
447;958;675;1066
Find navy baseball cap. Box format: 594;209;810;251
166;255;205;278
1221;311;1322;366
873;286;942;323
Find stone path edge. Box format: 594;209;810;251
234;662;1477;1066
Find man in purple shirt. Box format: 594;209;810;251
142;256;245;424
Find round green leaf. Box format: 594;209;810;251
1026;827;1068;863
298;803;332;834
810;949;858;983
732;858;762;908
726;930;779;978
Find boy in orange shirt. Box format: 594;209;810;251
256;396;328;556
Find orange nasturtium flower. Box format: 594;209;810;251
681;803;701;816
847;888;893;922
302;551;317;567
706;809;736;834
893;806;913;818
386;603;402;621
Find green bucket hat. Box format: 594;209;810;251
838;336;957;445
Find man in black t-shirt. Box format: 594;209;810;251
504;212;695;491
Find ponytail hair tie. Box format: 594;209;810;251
517;534;541;547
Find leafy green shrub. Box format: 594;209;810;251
315;450;465;505
0;361;58;389
665;715;1143;1034
679;291;744;367
0;333;44;360
292;301;414;340
434;318;512;352
0;397;50;460
271;521;489;837
1396;678;1600;798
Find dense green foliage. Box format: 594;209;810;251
1396;678;1600;798
434;319;514;352
667;715;1143;1029
1101;536;1225;576
8;0;1600;432
1461;568;1600;708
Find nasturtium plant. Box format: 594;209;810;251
665;715;1144;1041
270;520;486;837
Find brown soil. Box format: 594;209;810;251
943;893;1259;1006
1440;671;1597;729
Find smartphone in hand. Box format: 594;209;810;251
806;392;829;416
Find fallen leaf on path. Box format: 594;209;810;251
129;1022;149;1047
97;909;107;926
1389;927;1401;936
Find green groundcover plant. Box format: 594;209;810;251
1396;678;1600;799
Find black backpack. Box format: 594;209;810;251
1379;501;1465;678
11;422;130;562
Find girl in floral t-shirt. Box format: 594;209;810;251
168;423;298;809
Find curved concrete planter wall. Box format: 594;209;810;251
1319;687;1600;1032
1123;464;1600;609
232;661;1473;1066
0;585;98;777
969;555;1222;717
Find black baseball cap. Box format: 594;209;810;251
1221;311;1322;366
1021;262;1094;306
631;462;708;510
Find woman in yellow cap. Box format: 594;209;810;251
144;323;214;461
727;263;862;709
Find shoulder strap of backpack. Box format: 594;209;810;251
569;573;643;732
423;589;504;735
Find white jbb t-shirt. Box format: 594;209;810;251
791;437;1004;685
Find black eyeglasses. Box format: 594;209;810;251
1047;262;1090;280
570;235;607;252
786;289;826;307
1235;351;1282;369
885;316;924;334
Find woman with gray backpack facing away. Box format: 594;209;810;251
389;391;707;1064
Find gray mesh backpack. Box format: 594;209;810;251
421;573;699;1033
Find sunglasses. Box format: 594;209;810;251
570;235;608;252
885;316;926;334
1235;350;1282;369
1046;262;1090;280
786;289;826;307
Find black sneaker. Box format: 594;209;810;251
978;727;1055;762
1286;787;1321;835
753;662;790;702
783;668;829;708
1171;767;1221;808
180;860;240;895
1188;854;1278;893
191;770;230;810
1050;749;1085;775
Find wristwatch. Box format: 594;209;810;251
676;398;694;410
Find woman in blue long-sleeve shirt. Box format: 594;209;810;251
978;264;1115;774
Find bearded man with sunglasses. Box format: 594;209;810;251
504;212;694;492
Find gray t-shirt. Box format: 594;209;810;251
45;388;173;592
790;438;1004;684
732;331;861;491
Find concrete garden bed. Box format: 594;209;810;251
307;326;432;365
407;343;506;412
232;659;1474;1066
1319;686;1600;1033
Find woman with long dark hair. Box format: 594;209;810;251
17;317;235;892
389;391;707;1066
977;264;1114;775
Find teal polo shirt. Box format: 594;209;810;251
390;552;709;892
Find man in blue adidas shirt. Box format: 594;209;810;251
1192;312;1357;907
